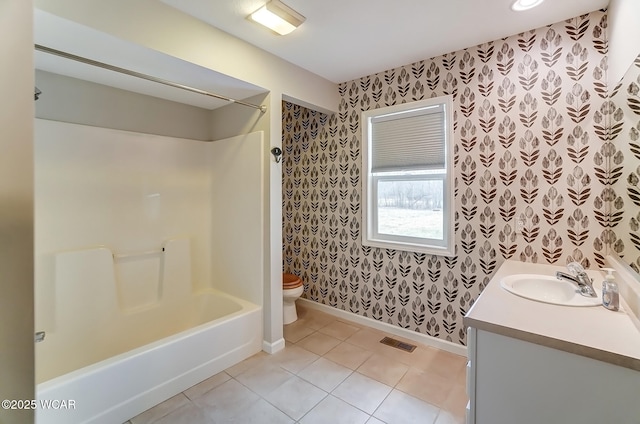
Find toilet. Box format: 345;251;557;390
282;273;304;325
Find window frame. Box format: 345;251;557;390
361;96;455;256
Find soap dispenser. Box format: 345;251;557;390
601;268;619;311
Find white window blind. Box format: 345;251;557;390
370;105;445;173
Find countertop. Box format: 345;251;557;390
464;260;640;371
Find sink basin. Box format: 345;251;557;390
500;274;601;307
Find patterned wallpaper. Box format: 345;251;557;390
611;53;640;272
283;11;609;345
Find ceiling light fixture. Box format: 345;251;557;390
249;0;306;35
511;0;544;11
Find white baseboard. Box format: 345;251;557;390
262;338;286;354
298;298;467;357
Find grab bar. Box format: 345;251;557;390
113;247;165;260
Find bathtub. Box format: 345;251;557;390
36;290;262;424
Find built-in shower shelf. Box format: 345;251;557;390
112;247;165;260
50;239;191;316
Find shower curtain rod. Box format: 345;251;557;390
35;44;267;113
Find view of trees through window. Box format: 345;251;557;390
377;179;444;240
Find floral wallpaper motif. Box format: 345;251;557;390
611;53;640;272
283;11;609;345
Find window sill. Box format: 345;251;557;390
363;237;455;257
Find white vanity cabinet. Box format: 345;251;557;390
465;326;640;424
464;260;640;424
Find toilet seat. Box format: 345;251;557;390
283;273;303;290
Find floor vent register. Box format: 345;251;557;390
379;336;417;353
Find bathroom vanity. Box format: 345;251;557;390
464;260;640;424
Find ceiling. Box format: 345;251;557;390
35;0;610;110
160;0;610;84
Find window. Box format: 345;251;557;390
361;96;454;256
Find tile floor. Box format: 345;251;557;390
125;304;468;424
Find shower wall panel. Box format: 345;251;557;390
35;119;214;330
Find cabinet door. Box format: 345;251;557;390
474;329;640;424
465;327;476;424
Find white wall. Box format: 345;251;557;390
608;0;640;85
36;70;213;140
0;1;35;422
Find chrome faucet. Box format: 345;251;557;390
556;262;597;298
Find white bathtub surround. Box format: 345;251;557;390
34;120;267;423
298;299;467;357
35;120;266;311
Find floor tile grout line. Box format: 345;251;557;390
287;353;461;418
229;354;339;422
296;393;376;424
294;338;423;392
369;386;397;423
287;392;332;424
241;340;391;422
221;373;300;422
266;383;331;422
